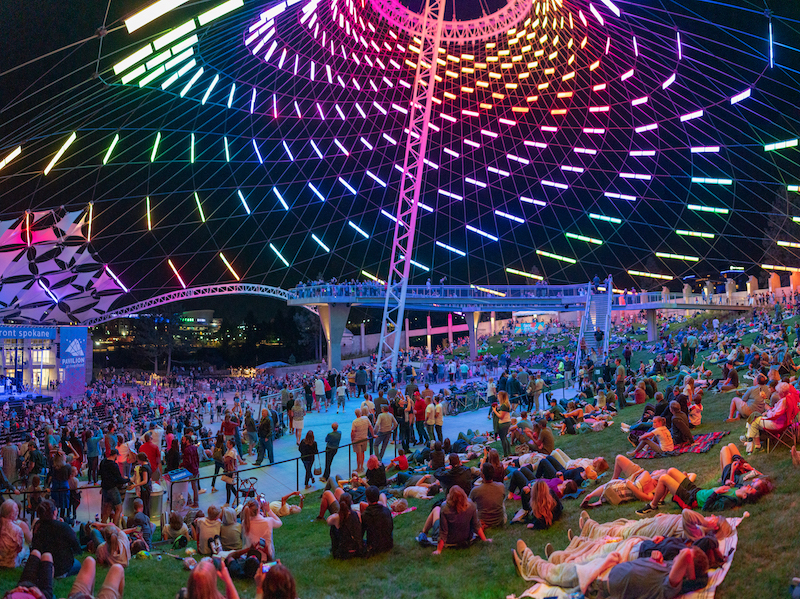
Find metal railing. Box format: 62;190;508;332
289;283;591;301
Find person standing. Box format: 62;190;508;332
299;432;318;489
181;436;200;508
292;399;306;445
614;358;628;408
315;376;327;411
254;408;274;466
434;396;445;443
374;405;398;460
85;427;103;485
351;409;373;475
322;423;341;483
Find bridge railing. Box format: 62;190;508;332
289;283;591;302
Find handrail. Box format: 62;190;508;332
575;282;593;370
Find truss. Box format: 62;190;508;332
80;284;314;326
369;0;532;44
376;0;446;377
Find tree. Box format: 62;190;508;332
293;310;321;360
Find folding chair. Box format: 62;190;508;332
761;420;799;453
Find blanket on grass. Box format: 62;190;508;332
510;515;746;599
632;431;730;459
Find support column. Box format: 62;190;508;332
426;316;432;353
683;283;691;303
661;286;669;303
466;311;480;363
447;313;454;346
25;339;33;389
769;273;781;293
704;281;714;302
747;276;758;294
725;278;735;304
317;304;351;371
790;272;800;291
404;318;410;350
490;311;496;336
646;309;658;342
359;323;365;353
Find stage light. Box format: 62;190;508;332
628;270;672;280
635;123;657;133
227;84;236;108
495;210;525;224
466;225;498;241
690;147;720;153
620;172;651;181
366;171;386;187
656;252;699;262
104;265;129;293
438;190;463;201
190;133;195;163
662;74;676;89
692;177;732;185
236;190;251;215
348;221;369;238
466;177;487;188
435;241;466;257
604;192;636;201
338;178;357;195
270;243;290;267
149;132;161;162
272;188;289;210
198;0;244;26
680;110;703;122
688;204;729;214
537;250;576;264
566;232;603;245
506;268;543;280
777;241;800;249
542;180;569;190
311;233;330;252
192;192;206;222
180;67;203;97
0;146;21;171
677;229;715;238
764;139;798;152
252;139;263;164
589;213;621;224
520;197;546;206
125;0;191;32
201;74;219;105
224;137;230;162
334;139;349;155
43;131;77;175
730;89;751;104
282;141;294;161
308;182;325;201
219;252;240;280
146;197;152;230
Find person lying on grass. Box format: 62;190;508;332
635;444;774;515
513;539;711;598
580;454;696;509
579;508;735;542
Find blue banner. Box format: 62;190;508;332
0;325;57;340
60;327;88;399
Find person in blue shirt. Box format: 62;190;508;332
85;427;103;484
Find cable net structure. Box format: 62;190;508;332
1;0;800;323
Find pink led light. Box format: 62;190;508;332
579;10;587;26
561;165;585;173
593;83;607;91
498;118;516;126
583;128;605;134
542;180;569;190
589;105;610;112
680;110;703;122
540;126;558;133
635;123;658;133
463;110;479;117
621;69;634;81
631;96;648;106
464;140;480;148
662;74;676;89
524;140;548;149
521;196;547;206
620;172;652;180
315;103;325;119
440;113;457;123
480;129;498;138
574;147;598;155
589;3;605;25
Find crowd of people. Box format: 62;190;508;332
1;294;798;599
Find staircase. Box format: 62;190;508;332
575;279;613;371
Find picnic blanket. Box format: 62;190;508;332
391;506;417;518
632;431;730;459
510;515;746;599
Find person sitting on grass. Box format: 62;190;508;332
254;561;297;599
417;486;491;555
241;499;282;562
29;499;81;578
428;442;446;470
364;455;387;488
532;454;608;484
327;494;363;559
0;499;29;568
194;505;223;556
128;497;153;550
669;401;694;446
163;510;190;542
689;393;703;427
725;374;769;422
521;479;563;530
387;449;408;473
360;485;393;556
184;555;239;599
86;521;145;567
220;507;242;551
468;463;506;529
627;416;673;456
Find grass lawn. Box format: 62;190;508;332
3;315;799;598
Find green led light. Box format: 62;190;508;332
190;133;195;163
194;192;205;222
170;35;198;55
113;45;153;76
676;229;714;239
120;64;146;85
150;132;161;162
656;252;699;262
506;267;543;280
43;132;77;175
688;204;729;215
145;50;172;71
125;0;193;33
536;250;577;264
139;66;165;87
164;48;194;72
764;139;798;152
153;20;196;51
628;270;673;280
146;197;152;230
762;264;800;272
102;134;120;165
588;213;621;224
566;232;603;245
790;185;799;192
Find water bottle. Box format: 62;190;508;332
95;514;100;522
